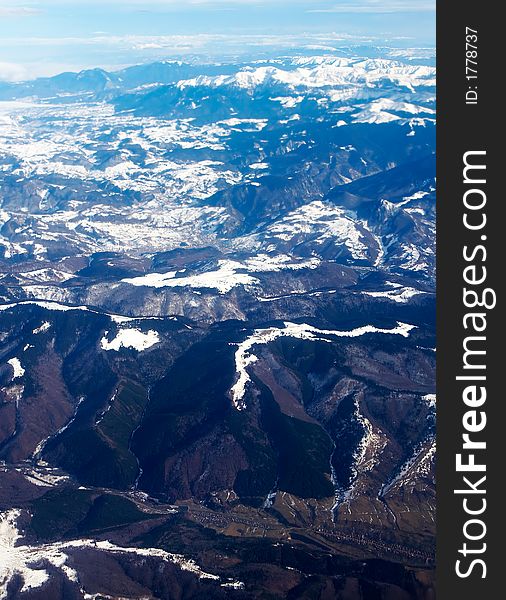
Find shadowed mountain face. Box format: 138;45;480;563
0;48;435;599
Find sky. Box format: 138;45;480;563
0;1;435;81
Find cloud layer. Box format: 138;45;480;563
0;7;41;17
0;0;435;82
2;0;435;8
310;1;435;13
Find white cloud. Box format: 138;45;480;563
0;31;379;48
0;62;29;82
0;6;40;16
24;0;310;5
0;61;95;82
309;1;435;13
26;0;433;6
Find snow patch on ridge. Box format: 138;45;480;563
422;393;436;408
0;300;165;324
100;329;160;352
33;321;51;334
122;255;319;294
0;509;220;600
267;201;371;260
362;287;427;303
230;321;415;410
7;358;24;379
122;261;258;294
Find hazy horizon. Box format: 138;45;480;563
0;0;435;81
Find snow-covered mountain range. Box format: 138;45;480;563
0;48;435;599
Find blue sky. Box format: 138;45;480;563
0;1;435;81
